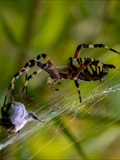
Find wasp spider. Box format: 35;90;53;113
19;44;120;103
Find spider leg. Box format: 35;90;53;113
47;77;61;91
25;71;28;96
37;61;58;79
73;59;92;103
103;64;120;70
3;60;38;106
74;78;82;103
22;54;61;97
24;61;44;96
36;54;56;67
19;63;47;101
36;54;60;79
74;44;120;58
28;112;45;123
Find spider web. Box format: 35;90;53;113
0;72;120;159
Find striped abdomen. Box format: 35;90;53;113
68;57;109;81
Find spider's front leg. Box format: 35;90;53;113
3;60;39;106
36;54;61;79
19;54;62;101
22;53;60;98
36;53;62;91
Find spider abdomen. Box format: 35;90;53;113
68;57;108;81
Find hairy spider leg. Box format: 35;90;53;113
103;64;120;70
73;59;92;103
24;61;44;97
22;53;61;96
36;54;60;79
3;60;39;106
23;54;62;97
74;44;120;58
19;63;47;101
25;70;28;96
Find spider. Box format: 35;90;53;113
2;44;120;106
0;101;45;133
18;44;120;103
1;44;120;133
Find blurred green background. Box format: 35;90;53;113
0;1;120;159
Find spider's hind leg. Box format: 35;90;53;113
103;64;120;70
74;44;120;59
